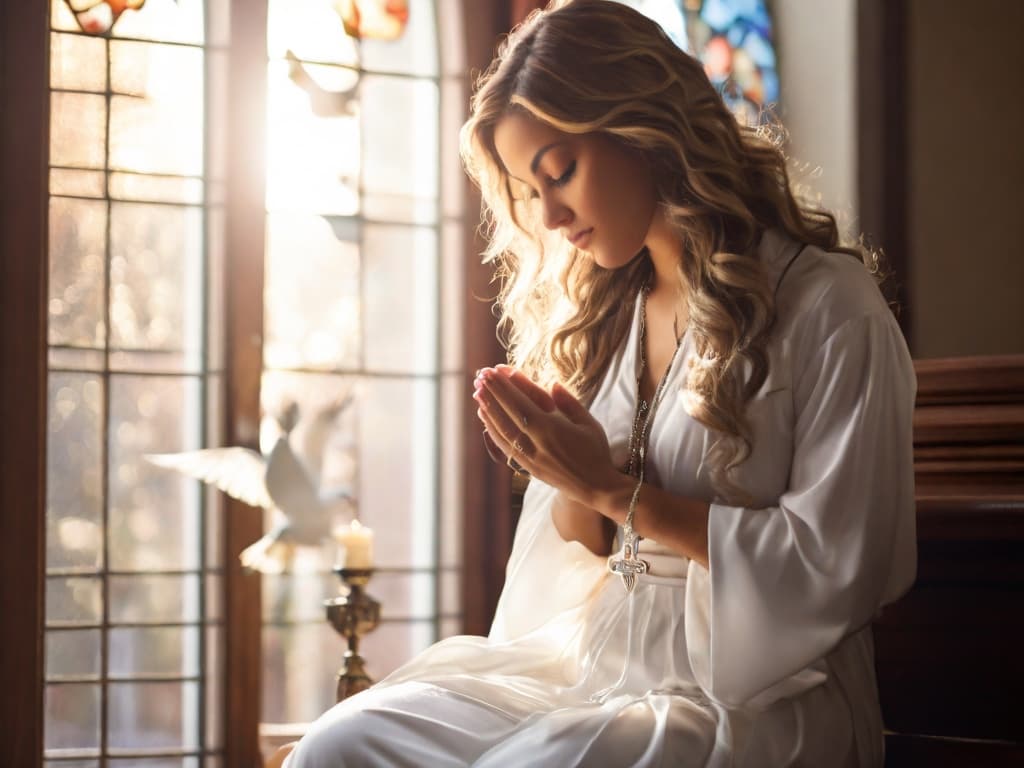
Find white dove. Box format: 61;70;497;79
146;398;355;574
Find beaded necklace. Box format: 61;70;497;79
609;283;685;592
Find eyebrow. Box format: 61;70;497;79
530;141;564;175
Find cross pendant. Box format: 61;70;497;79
607;535;649;594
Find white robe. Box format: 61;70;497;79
286;229;917;767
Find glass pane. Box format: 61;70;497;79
49;346;106;372
440;77;466;219
266;0;358;66
50;92;106;169
108;626;201;678
46;629;102;680
108;375;202;571
361;75;438;222
204;483;224;572
206;209;226;371
259;370;359;510
361;0;438;77
358;377;437;568
47;373;104;571
265;60;360;216
440;222;464;371
440;374;463;568
44;682;101;752
262;622;342;724
46;577;102;627
51;32;107;91
108;202;203;365
109;41;204;176
365;620;433;681
49;197;107;349
205;625;223;749
110;0;205;46
263;571;334;623
108;573;201;624
50;168;105;198
45;761;100;768
51;0;85;32
264;213;360;371
109;760;199;768
363;224;438;375
371;571;435;620
109;172;204;205
107;681;200;749
207;50;229;181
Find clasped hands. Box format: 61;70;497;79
473;365;626;515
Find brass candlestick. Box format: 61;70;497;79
325;567;381;702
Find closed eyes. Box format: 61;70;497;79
524;160;577;200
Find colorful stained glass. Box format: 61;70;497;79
334;0;410;41
617;0;779;125
62;0;150;35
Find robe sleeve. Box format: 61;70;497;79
685;310;917;709
489;479;609;644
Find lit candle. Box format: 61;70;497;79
335;519;374;569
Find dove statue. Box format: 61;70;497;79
146;398;355;574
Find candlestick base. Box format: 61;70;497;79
325;567;381;702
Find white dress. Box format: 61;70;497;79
285;229;917;767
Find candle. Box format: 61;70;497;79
335;519;374;569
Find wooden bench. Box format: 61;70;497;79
874;355;1024;766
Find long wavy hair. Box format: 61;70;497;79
460;0;882;502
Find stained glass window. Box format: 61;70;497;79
260;0;467;727
45;0;229;762
617;0;779;125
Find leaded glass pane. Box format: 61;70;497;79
107;626;202;678
108;0;205;46
360;0;438;77
46;629;103;681
265;60;360;216
50;92;107;169
46;577;103;627
50;32;107;91
50;168;106;199
264;213;361;371
49;197;107;348
358;377;437;568
365;620;434;681
108;573;202;624
363;223;438;374
360;75;439;223
109;171;204;204
262;622;342;724
45;683;101;752
47;372;104;571
107;681;201;749
267;0;359;67
108;202;204;368
107;375;202;571
440;77;466;219
108;42;205;176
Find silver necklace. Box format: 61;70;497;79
609;283;685;592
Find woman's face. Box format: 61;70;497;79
492;110;659;269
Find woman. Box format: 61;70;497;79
285;1;916;765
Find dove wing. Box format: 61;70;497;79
145;448;272;509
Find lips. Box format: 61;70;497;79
569;228;593;247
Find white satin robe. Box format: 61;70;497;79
286;229;917;767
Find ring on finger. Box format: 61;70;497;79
513;437;525;453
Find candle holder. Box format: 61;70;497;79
324;567;381;702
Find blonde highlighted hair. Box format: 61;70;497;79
460;0;882;502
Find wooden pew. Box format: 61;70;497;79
874;355;1024;766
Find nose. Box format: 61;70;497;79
540;192;572;231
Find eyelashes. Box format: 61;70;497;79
525;160;577;200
